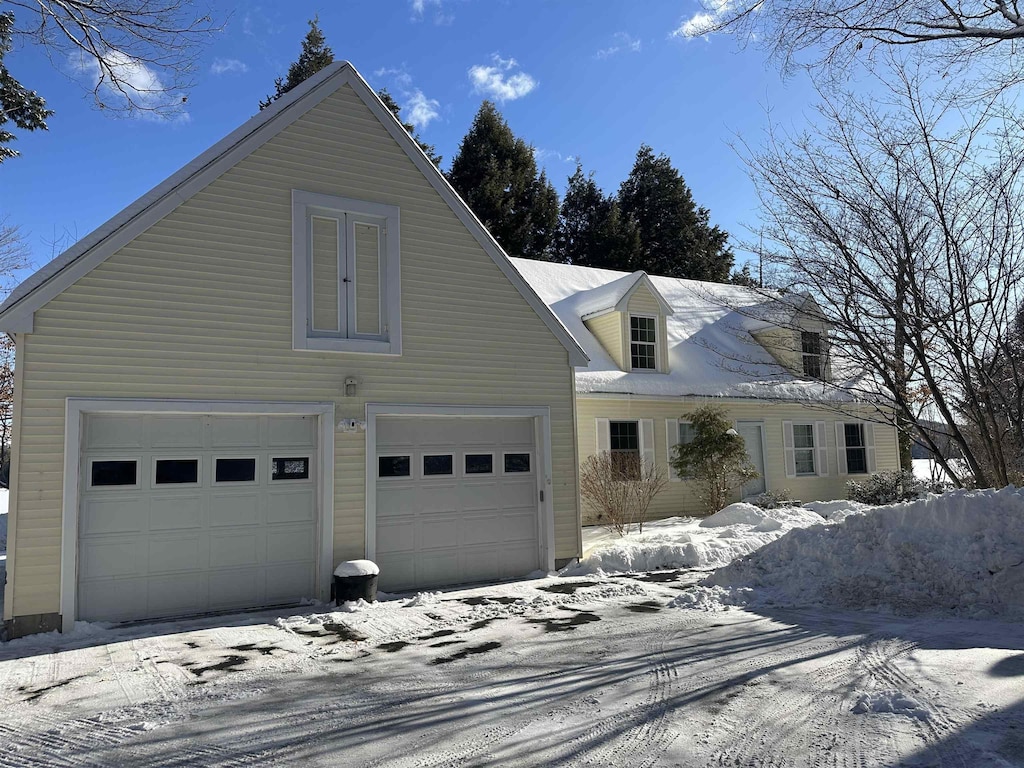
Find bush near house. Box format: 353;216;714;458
579;452;667;535
846;469;949;505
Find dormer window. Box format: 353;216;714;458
801;331;823;379
630;315;657;370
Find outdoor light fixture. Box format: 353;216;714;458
344;377;358;396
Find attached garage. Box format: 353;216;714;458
368;407;554;592
63;401;334;626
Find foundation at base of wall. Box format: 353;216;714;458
554;557;577;570
1;613;61;641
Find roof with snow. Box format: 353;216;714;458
511;258;855;401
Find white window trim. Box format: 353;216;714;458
152;456;202;488
269;455;313;483
86;457;142;491
501;451;534;475
377;454;413;480
463;451;497;477
628;314;659;372
212;455;260;486
791;422;817;476
292;190;402;355
837;421;875;475
422;452;456;477
61;398;336;634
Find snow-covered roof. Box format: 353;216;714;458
511;258;853;401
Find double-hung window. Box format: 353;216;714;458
630;315;657;370
292;191;401;354
842;423;869;474
801;331;823;379
793;424;816;475
609;420;641;479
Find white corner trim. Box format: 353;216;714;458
59;398;335;633
363;403;555;574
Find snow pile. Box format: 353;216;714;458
0;488;8;553
700;486;1024;620
334;560;380;577
852;690;929;720
567;504;828;577
802;499;873;522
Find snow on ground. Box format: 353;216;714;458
1;572;1023;766
571;501;841;576
684;486;1024;621
913;457;952;483
0;487;8;553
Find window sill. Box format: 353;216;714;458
295;336;401;355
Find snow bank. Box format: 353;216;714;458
852;690;929;720
0;488;8;553
334;560;380;577
565;506;828;577
802;499;873;522
701;486;1024;620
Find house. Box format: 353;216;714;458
0;62;589;639
512;258;901;523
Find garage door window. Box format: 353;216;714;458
423;454;454;476
271;457;310;481
90;460;138;488
503;453;531;473
465;453;494;475
215;457;257;483
154;458;199;485
379;455;411;478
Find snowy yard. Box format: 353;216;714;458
1;489;1023;766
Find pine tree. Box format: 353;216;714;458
618;145;734;281
0;12;52;163
553;163;640;269
260;17;334;110
447;101;559;259
377;88;442;166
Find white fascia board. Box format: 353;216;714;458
0;62;353;330
342;69;589;368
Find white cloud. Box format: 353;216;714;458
674;12;718;38
375;66;413;88
533;148;578;165
210;58;248;76
410;0;453;24
595;32;642;59
404;89;441;129
68;49;188;121
468;54;537;102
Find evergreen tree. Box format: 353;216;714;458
618;145;734;281
260;17;334;110
729;263;759;287
554;163;640;269
447;101;559;259
0;12;52;163
377;88;442;166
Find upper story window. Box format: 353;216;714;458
292;191;402;355
801;331;823;379
630;315;657;370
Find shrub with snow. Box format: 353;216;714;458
747;488;794;510
846;469;946;505
704;486;1024;620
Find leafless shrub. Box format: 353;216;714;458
580;452;667;536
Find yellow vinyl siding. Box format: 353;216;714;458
354;222;381;336
584;312;626;370
627;285;660;314
577;396;900;524
8;83;579;618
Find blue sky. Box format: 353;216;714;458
0;1;822;281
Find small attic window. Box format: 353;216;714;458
292;191;402;355
801;331;823;379
630;315;657;370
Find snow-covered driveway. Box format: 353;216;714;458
2;573;1023;767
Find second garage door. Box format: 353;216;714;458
375;416;541;591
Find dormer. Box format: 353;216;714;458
578;272;674;374
749;294;832;382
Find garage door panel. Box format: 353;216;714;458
150;495;203;531
78;412;318;623
80;540;140;579
81;498;145;536
150;416;204;448
208;494;261;527
209;533;260;568
149;535;204;573
266;528;315;563
376;415;540;592
267;489;315;523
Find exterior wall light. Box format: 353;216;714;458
344;377;358;396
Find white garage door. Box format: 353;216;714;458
77;413;319;623
375;416;541;591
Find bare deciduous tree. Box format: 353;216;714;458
8;0;219;118
579;452;667;536
737;62;1024;488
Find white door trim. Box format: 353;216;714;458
61;398;335;632
364;403;555;575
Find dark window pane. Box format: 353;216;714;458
91;460;137;487
504;453;531;473
155;459;198;485
272;457;310;480
423;454;453;476
847;447;868;474
378;455;411;478
609;421;639;451
801;331;822;355
844;423;864;447
465;454;494;474
216;458;256;483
